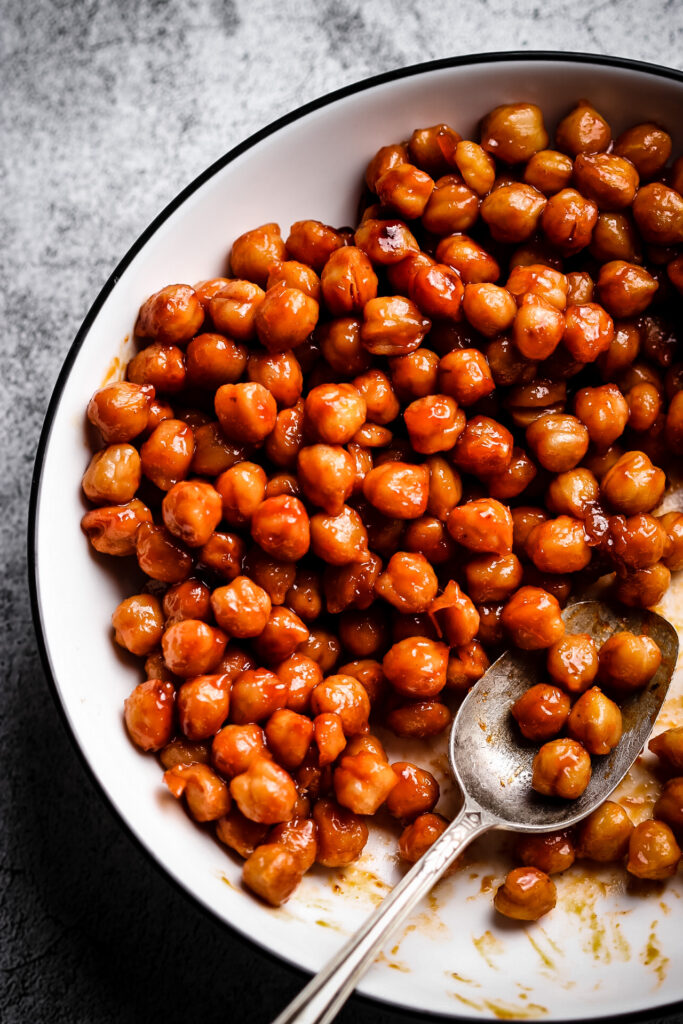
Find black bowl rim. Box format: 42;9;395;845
28;49;683;1024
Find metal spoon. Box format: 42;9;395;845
273;601;679;1024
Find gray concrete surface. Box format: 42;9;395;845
2;1;682;1021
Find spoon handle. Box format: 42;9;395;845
272;804;491;1024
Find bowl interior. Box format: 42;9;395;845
33;55;683;1021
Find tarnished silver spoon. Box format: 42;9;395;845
273;600;679;1024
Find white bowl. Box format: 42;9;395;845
30;52;683;1022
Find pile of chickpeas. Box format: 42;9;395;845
81;98;683;919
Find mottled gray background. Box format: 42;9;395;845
3;1;683;1021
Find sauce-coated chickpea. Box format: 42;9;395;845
375;551;439;614
511;684;570;741
653;778;683;834
247;349;303;408
555;101;610;155
199;530;245;581
486;448;537;501
354;218;419;265
611;513;668;570
191;423;245;477
242;843;302;906
387;701;451;738
160;736;210;770
304;383;367;444
112;594;164;656
502;586;565;650
324;555;382;615
124;678;175;751
627;820;682;880
177;674;231;741
81;499;152;556
376;162;435;219
659;512;683;571
546;469;598;519
251;495;310;561
448;498;513;555
407;124;460;175
563;304;615;363
389;348;439;402
265;709;314;769
600;450;666;515
164;763;231;822
310;675;370;736
382;637;449;698
269;817;318;873
265;401;305;469
421;176;480;235
525;515;591;574
614;123;671;177
230;223;287;286
216;807;269;858
463;552;523;604
286;219;345;270
481;183;547;242
252;606;309;664
573;152;639;210
362;461;429;519
598;632;662;692
576;801;633;861
516;831;575;874
285;567;322;623
136;523;194;584
162;619;227;678
352;370;399;426
567;686;622;755
135;283;204;344
266;259;321;301
313;798;369;867
524;150;574;194
209;279;265;342
82;443;142;504
230;756;298;824
404;394;465;454
453;140;496;193
386;762;440;822
296;444;355;515
212;723;268;777
366;143;409;190
597;261;658;317
398;812;449;862
254;282;319;353
590;212;640;263
314;712;347;767
333;751;398;815
462;284;516;339
310;505;370;565
526;413;589;473
319;246;378;315
453;415;513;477
541;189;597;254
507;264;568;311
185;333;247;390
480;103;548;163
546;633;598;694
435;234;500;284
211;577;271;638
161;479;222;548
626;383;661;432
632;183;683;246
410;262;464;321
649;727;683;772
87;381;153;443
360;295;431;357
215;462;267;527
494;867;557;921
532;738;591;799
614;563;671;609
512;295;565;360
215;382;277;444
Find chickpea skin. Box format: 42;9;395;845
494;867;557;921
532;738;592;799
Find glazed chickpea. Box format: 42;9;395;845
409;262;464;321
333;752;398;815
612;123;671;177
389;348;439;403
502;586;565;650
366;142;409;191
269;817;318;874
136;523;193;583
242;843;302;906
566;271;594;306
563;305;615;366
512;507;548;556
82;443;141;505
575;801;633;862
185;333;247;390
177;674;231;741
506;378;566;429
135;283;204;344
347;372;398;430
398;812;449;862
245;350;303;409
385;762;439;823
555;100;610;155
438;351;495;410
229;223;287;286
624;383;661;435
615;563;671;609
511;684;570;742
627;820;682;880
286;219;345;270
324;555;382;615
160;736;211;769
480;102;548;163
313;798;369;867
541;189;598;254
362;462;429;520
87;381;153;443
448;498;513;555
532;738;591;799
600;450;665;515
273;653;322;714
162;619;227;678
318;246;377;316
199;530;245;581
435;233;500;284
214;382;277;445
164;763;231;822
481;183;547;243
546;468;598;519
512;295;565;361
294;444;353;515
660;512;683;571
143;397;175;435
264;401;304;470
124;679;175;751
229;667;289;724
598;632;662;693
297;628;341;675
597;261;658;318
517;831;575;874
209;279;265;342
285;567;322;623
387;700;451;739
310;675;370;736
403;394;465;454
316;318;370;378
407;123;460;174
310;505;369;565
382;637;449;699
463;552;523;604
445;640;490;692
547;634;598;694
632;183;683;246
375;552;439;614
354;217;420;266
139;419;194;491
461;284;516;339
494;867;556;922
391;612;437;645
112;594;164;656
189;423;243;477
313;712;347;767
81;498;152;556
524;150;574;194
590;212;641;264
650;727;683;772
506;264;568;311
160;479;222;549
450;139;494;193
359;295;431;358
654;779;683;834
210;577;270;638
212;723;268;777
263;709;314;770
421;176;480;235
266;259;321;301
526;413;589;473
485;335;537;388
573;152;639;210
525;514;591;575
304;382;367;444
567;686;622;755
215;806;269;858
485;448;537;501
253;282;319;354
213;462;265;528
230;755;298;825
375;162;434;219
453;415;513;478
425;456;462;522
403;516;454;564
250;495;310;562
611;513;668;570
337;660;385;707
474;602;504;646
252;607;309;664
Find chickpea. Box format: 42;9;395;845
313;798;368;867
627;820;682;880
315;249;377;318
184;333;246;390
310;675;370;736
382;762;439;823
333;751;398;815
358;294;431;358
354;217;421;266
650;727;683;772
365;142;409;190
525;514;592;575
566;271;594;306
486;448;537;501
474;602;503;646
398;812;449;863
486;335;537;387
252;282;319;354
448;140;493;193
135;283;204;344
304;382;367;443
481;183;547;243
269;817;318;874
212;723;268;778
563;305;615;366
597;261;658;318
284;567;322;624
361;462;428;521
526;413;589;473
546;468;597;519
309;505;368;566
160;736;210;769
271;654;321;715
654;779;683;834
567;686;622;756
612;123;671;178
297;628;341;675
598;632;662;692
338;660;386;707
403;516;454;565
632;183;683;246
159;479;222;549
524;150;574;194
435;233;500;284
506;378;566;430
403;394;465;455
208;577;269;638
374;162;434;219
375;551;439;614
494;867;556;922
198;530;245;581
532;738;592;799
82;442;141;505
111;594;163;656
192;276;232;309
511;507;547;557
443;642;489;694
502;586;565;651
136;523;193;583
286;219;345;270
162;619;227;678
480;103;548;163
350;371;399;428
245;350;303;409
213;382;276;445
251;607;309;664
600;450;665;515
387;700;451;738
213;463;265;528
262;708;314;770
448;498;513;555
423;456;461;522
660;512;683;571
454;415;514;478
462;552;522;605
511;295;564;361
511;684;570;742
611;513;668;570
87;381;154;443
81;499;152;557
409;262;464;322
209;279;265;342
405;123;459;174
215;807;269;858
230;756;298;824
572;152;639;210
574;801;634;862
164;763;231;822
229;223;287;286
139;421;194;492
389;348;439;402
506;264;567;311
546;633;598;695
188;423;242;477
324;555;382;615
382;637;449;699
266;259;321;301
541;189;598;254
124;678;175;751
615;562;671;609
421;176;480;235
391;611;437;645
175;674;230;741
250;495;310;562
313;712;347;767
461;284;515;339
517;831;575;874
624;382;660;434
242;843;302;906
554;99;610;155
